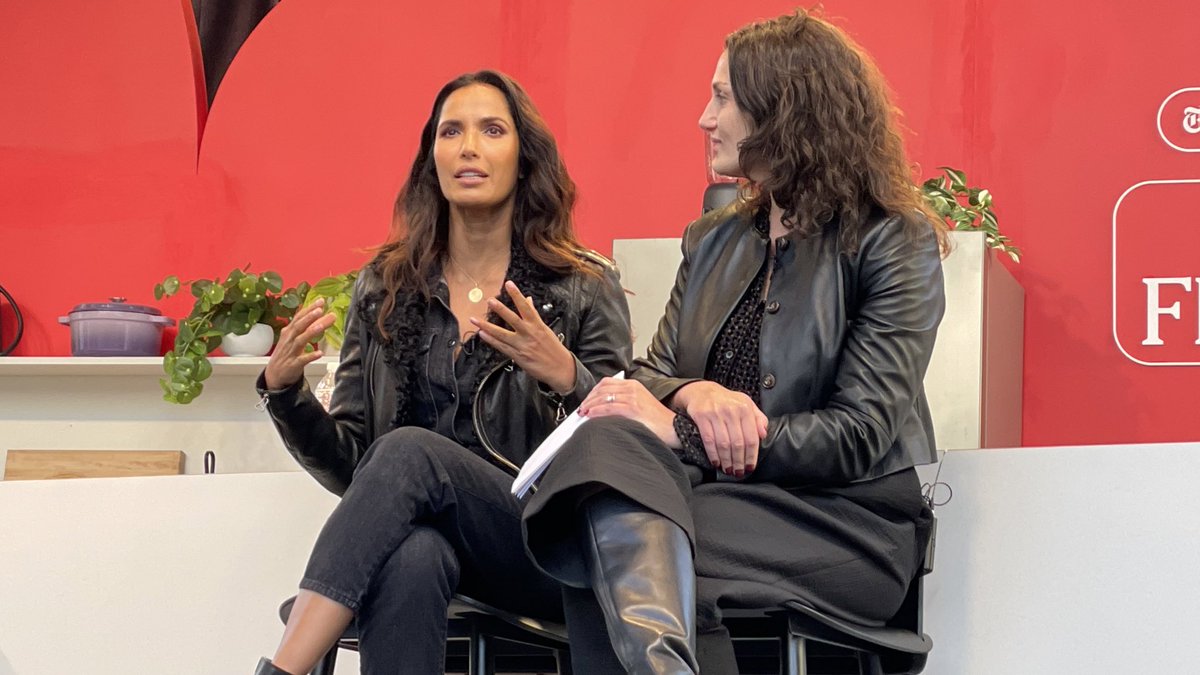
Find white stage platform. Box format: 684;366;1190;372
2;441;1198;674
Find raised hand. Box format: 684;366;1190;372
471;281;577;394
264;298;335;390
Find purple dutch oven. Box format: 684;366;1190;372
59;297;175;356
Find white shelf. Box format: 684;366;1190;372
0;356;335;377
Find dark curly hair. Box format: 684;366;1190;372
726;9;948;254
372;70;593;333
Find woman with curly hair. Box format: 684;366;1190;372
253;70;631;674
521;10;948;673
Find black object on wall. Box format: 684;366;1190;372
192;0;280;107
0;284;23;356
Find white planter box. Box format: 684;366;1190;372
613;229;1023;451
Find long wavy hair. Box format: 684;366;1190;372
725;9;948;254
372;70;593;333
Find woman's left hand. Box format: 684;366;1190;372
579;377;680;449
472;281;577;394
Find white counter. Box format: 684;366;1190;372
0;356;330;477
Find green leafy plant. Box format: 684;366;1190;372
921;166;1021;262
303;270;359;352
153;268;310;404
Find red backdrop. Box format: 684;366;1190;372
1;0;1197;446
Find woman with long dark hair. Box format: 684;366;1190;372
521;10;948;673
253;70;631;674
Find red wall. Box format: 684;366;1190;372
1;0;1197;446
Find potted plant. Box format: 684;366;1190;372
153;267;310;404
304;270;359;352
920;166;1021;262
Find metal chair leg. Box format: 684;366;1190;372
553;648;573;675
783;633;808;675
311;647;338;675
468;626;493;675
858;651;885;675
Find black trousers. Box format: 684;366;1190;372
300;427;563;674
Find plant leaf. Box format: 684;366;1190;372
261;271;283;293
195;357;213;382
204;284;225;305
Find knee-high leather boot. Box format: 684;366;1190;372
582;493;699;675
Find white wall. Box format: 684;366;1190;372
0;472;358;674
3;442;1199;673
917;441;1200;673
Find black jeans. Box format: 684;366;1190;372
300;427;562;674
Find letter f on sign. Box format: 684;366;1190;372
1141;277;1193;346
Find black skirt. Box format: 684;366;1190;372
521;416;932;627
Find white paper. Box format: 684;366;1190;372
511;371;624;498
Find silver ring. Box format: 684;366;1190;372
605;394;616;404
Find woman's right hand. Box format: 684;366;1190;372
264;299;336;390
671;380;768;476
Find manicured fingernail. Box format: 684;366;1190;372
734;470;744;478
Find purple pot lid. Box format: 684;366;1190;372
70;297;163;316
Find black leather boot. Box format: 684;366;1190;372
582;493;699;675
253;657;296;675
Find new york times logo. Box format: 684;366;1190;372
1158;88;1200;151
1183;106;1200;135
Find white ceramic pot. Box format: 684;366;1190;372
221;323;275;357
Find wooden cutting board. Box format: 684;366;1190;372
3;450;186;480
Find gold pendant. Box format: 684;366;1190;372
468;286;484;303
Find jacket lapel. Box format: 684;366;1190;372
677;212;768;378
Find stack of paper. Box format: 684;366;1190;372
511;371;624;498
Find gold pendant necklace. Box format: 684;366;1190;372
448;255;503;304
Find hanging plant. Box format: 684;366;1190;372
153;267;309;404
921;166;1021;262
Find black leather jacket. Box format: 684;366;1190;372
259;254;632;496
631;206;944;487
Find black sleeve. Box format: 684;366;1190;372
556;264;633;409
672;413;714;469
255;273;374;496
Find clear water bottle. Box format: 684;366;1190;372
314;361;337;411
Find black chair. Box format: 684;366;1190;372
278;593;571;675
281;524;934;675
725;520;936;675
726;573;931;675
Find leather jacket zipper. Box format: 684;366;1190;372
473;359;521;475
472;314;565;476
